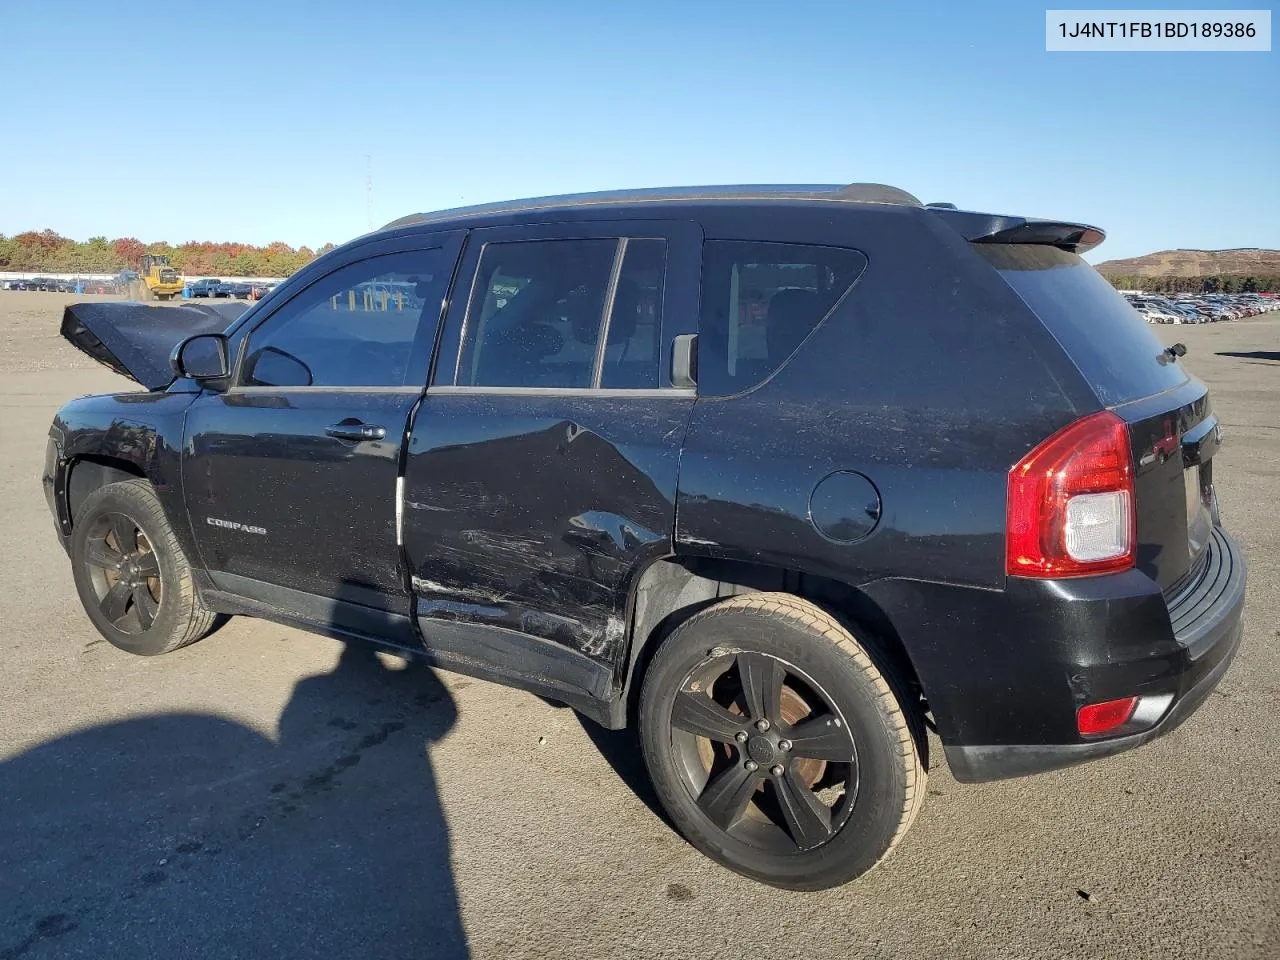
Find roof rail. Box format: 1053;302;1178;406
834;183;923;206
383;183;923;231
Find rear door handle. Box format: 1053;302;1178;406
325;422;387;442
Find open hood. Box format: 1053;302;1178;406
61;301;250;390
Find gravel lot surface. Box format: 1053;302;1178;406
1;291;1275;959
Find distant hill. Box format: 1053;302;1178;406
1095;248;1280;278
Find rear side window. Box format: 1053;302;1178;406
454;237;667;389
976;244;1188;406
698;241;867;397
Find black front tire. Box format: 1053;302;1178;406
71;479;221;656
639;593;926;890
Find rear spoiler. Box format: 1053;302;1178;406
929;207;1105;254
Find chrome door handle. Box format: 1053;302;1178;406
325;422;386;441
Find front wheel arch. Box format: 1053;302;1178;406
66;456;147;530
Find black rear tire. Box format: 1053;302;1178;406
71;479;221;656
639;593;925;890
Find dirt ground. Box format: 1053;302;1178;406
0;289;1276;959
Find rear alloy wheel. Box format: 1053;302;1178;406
71;479;220;655
640;593;925;890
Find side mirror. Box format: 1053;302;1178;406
172;334;230;383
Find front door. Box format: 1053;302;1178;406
183;232;463;618
401;220;701;696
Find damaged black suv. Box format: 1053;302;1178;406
45;184;1246;890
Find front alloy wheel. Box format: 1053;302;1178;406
70;479;221;655
81;512;163;633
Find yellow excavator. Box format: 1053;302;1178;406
134;254;185;300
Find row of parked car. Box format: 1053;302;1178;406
1;277;118;293
1;277;278;300
187;279;277;300
1124;291;1279;324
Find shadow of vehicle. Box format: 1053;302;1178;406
1215;350;1280;362
575;719;670;828
0;640;468;959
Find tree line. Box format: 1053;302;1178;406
1105;274;1280;294
7;230;1278;292
0;229;335;277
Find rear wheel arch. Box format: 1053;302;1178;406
621;558;928;746
636;587;928;888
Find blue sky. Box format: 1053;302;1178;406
2;1;1275;261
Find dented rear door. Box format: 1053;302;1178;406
401;219;700;698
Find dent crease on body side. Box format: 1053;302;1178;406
411;575;508;605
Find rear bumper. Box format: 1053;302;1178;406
943;526;1246;782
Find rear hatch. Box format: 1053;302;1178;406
975;243;1216;594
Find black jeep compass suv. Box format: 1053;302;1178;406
45;184;1246;889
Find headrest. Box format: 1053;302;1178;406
568;290;606;344
766;288;825;359
518;322;564;359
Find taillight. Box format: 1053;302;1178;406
1007;410;1135;577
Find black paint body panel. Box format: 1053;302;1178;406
45;191;1246;784
47;390;202;563
676;202;1090;590
941;526;1245;781
1113;379;1215;592
404;392;690;672
183;389;418;609
60;300;247;388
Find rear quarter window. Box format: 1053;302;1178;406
698;241;867;397
976;244;1188;406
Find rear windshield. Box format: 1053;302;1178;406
977;244;1188;406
